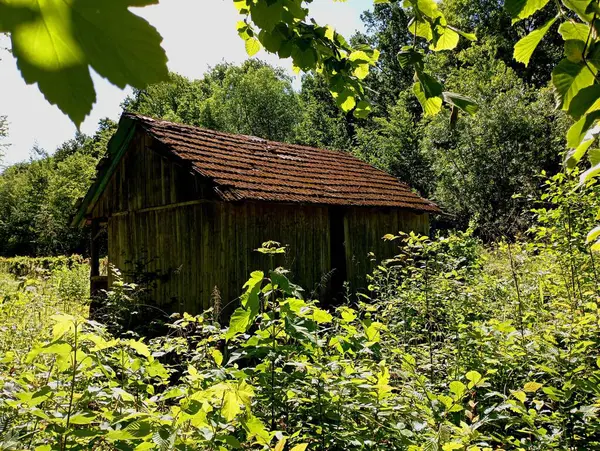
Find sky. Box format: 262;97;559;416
0;0;372;166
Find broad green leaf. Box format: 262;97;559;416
69;412;96;425
558;22;590;42
354;100;372;118
512;390;527;403
442;444;463;451
564;39;586;62
431;27;459;51
448;26;477;41
568;84;600;119
586;226;600;243
291;46;317;71
237;21;251;40
0;2;38;31
408;0;441;19
414;82;443;116
226;307;253;340
566;110;600;147
290;445;309;451
588;147;600;165
312;308;333;323
126;339;150;357
408;18;433;40
241;270;263;317
523;381;543;392
107;421;152;441
514;17;557;67
565;138;593;168
234;0;249;13
274;438;287;451
449;380;467;398
244;415;270;445
397;48;424;69
353;62;370;80
349;50;371;63
250;0;283;32
552;58;596;110
334;88;357;112
211;349;223;366
563;0;594;21
245;37;261;56
51;314;76;340
324;25;335;41
222;389;242;421
505;0;550;23
416;71;443;98
4;0;168;126
71;0;168;90
259;29;283;53
579;160;600;186
466;370;483;388
443;92;479;115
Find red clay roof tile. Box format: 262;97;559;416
128;113;440;213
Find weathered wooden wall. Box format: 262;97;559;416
92;132;215;219
92;133;430;313
107;201;331;314
343;207;429;291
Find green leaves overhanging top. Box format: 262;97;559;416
514;17;557;66
0;0;169;127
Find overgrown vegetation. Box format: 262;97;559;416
0;173;599;449
2;0;600;447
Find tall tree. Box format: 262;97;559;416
421;43;570;237
440;0;563;87
294;74;353;150
0;119;116;256
353;91;434;196
124;61;300;143
352;3;415;111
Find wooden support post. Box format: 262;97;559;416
90;219;100;278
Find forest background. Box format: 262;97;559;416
0;0;571;256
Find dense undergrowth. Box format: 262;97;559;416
0;173;599;450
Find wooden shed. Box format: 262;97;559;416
73;113;439;314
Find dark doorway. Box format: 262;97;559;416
329;207;347;303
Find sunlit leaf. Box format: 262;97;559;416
4;0;168;126
558;21;590;41
568;84;600;119
505;0;551;23
245;37;261;56
414;82;443;116
430;27;459;51
443;92;479;115
514;17;557;67
552;58;596;110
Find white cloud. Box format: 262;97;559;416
0;0;371;165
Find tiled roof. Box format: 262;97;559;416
129;113;440;213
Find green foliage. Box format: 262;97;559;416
421;43;570;236
293;74;353;150
124;61;300;143
499;0;600;244
353;91;435;196
0;119;115;256
0;0;168;126
2;175;600;449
